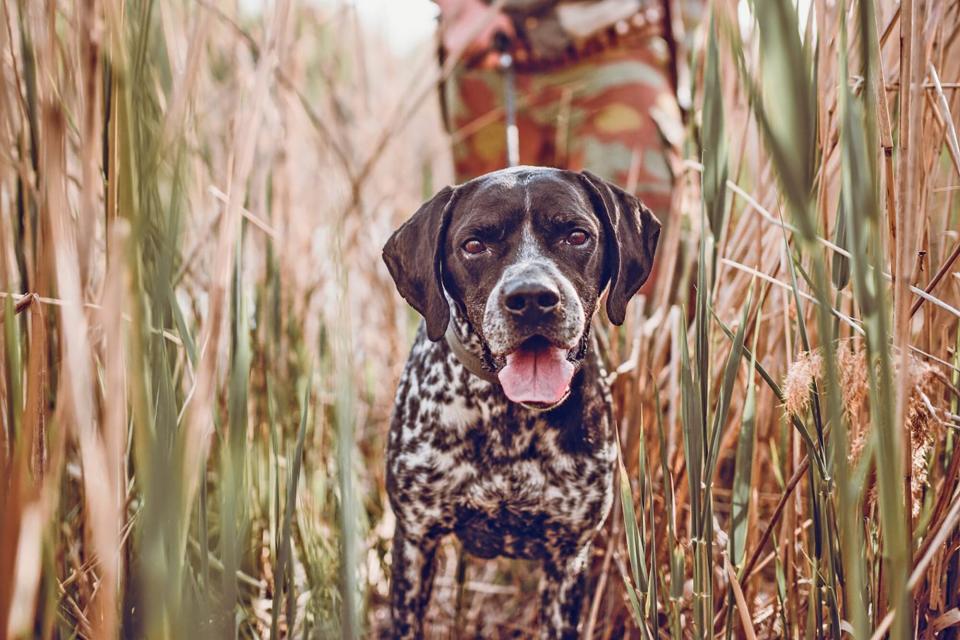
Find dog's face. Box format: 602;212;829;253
383;167;660;409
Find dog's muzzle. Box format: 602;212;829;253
482;261;585;408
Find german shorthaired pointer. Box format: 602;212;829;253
382;166;660;639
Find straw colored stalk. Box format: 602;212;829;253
894;0;923;558
40;74;121;640
89;221;132;639
77;0;101;291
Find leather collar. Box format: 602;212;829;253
444;324;501;386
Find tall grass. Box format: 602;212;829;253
1;0;959;638
618;1;960;638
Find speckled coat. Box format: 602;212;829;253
386;305;615;639
381;167;660;639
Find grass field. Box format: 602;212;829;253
1;0;959;638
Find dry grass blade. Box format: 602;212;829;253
725;554;758;640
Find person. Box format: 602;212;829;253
434;0;694;224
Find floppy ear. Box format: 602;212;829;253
382;186;458;341
578;170;661;325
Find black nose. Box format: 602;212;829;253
502;281;561;318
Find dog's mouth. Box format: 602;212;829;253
496;335;575;409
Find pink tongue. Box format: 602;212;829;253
498;345;575;405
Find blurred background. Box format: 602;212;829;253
1;0;959;638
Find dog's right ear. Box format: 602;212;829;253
578;170;661;325
382;186;458;342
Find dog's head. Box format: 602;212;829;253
383;166;660;409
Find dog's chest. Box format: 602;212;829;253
387;334;615;551
454;419;614;559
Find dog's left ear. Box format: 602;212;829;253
382;186;458;341
578;170;661;325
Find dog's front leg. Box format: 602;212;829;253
539;545;590;640
389;525;439;639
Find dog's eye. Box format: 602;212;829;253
566;230;589;246
462;238;487;254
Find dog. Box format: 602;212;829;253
382;166;660;639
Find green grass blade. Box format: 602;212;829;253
618;449;647;630
704;282;753;493
652;373;683;637
702;14;728;240
272;367;312;637
730;311;760;568
619;450;645;594
678;313;703;531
